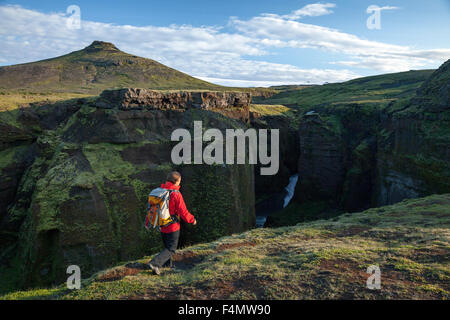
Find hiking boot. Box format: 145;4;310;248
148;263;160;275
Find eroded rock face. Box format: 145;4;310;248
296;115;346;202
412;59;450;113
97;88;252;123
376;169;424;205
99;88;251;109
294;105;447;211
292;59;449;211
0;145;36;230
0;88;255;289
0;123;33;151
375;60;450;206
250;114;299;206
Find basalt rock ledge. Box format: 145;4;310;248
97;88;251;110
95;88;252;123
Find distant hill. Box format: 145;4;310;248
253;69;435;109
0;41;222;94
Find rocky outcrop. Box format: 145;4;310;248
84;41;120;53
98;88;252;110
96;88;252;123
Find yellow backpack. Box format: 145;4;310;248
145;188;178;230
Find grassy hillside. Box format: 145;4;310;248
0;41;221;94
254;69;435;111
3;193;448;300
0;92;93;112
0;41;222;111
0;41;277;111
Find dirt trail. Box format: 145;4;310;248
95;241;257;283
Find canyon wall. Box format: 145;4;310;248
293;59;449;214
375;59;450;205
0;90;255;289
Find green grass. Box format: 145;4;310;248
249;104;301;128
250;104;292;116
0;91;93;111
3;193;448;300
265;201;335;227
254;69;434;112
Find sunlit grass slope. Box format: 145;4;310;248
3;193;448;300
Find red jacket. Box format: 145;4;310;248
159;181;195;233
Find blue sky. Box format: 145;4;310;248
0;0;449;86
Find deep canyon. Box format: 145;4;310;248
0;42;448;294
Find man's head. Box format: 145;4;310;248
167;171;182;186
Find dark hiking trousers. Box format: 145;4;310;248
150;230;180;268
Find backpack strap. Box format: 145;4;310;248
167;190;180;224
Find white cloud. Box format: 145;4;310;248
0;5;263;60
191;58;359;85
0;3;449;87
281;3;336;20
230;11;450;72
330;56;426;72
232;16;404;54
198;77;294;87
260;3;336;21
0;4;359;86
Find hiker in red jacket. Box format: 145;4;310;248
149;171;197;275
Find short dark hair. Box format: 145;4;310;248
167;171;181;184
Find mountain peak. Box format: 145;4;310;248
0;40;221;94
84;41;120;53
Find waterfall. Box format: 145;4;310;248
255;216;268;228
283;174;299;208
255;173;299;228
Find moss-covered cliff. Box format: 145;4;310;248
375;59;450;205
261;60;449;227
0;90;255;293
